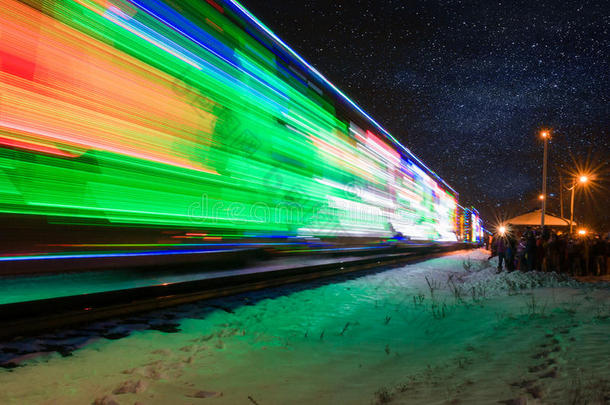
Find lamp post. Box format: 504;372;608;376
559;174;564;219
540;130;550;227
568;175;588;234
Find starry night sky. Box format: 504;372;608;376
241;0;609;230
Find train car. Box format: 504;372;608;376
455;205;484;244
0;0;479;265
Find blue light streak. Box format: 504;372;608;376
225;0;457;195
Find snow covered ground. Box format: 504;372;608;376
1;249;609;404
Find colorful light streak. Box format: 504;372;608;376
0;0;474;256
0;249;238;262
224;0;456;194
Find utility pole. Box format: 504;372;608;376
559;174;564;219
570;180;575;234
540;131;549;227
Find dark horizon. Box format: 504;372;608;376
241;0;609;231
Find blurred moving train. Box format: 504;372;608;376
0;0;483;265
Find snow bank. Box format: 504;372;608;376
0;249;608;405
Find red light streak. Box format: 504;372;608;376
205;0;224;14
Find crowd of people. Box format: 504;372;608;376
487;227;610;276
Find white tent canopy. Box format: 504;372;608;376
506;209;576;227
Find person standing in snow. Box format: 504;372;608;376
581;236;591;276
525;227;536;272
535;231;545;272
516;236;527;271
495;235;507;272
506;233;516;272
567;236;578;275
543;232;557;272
592;235;605;276
557;233;568;273
604;235;610;276
549;232;560;272
572;237;584;276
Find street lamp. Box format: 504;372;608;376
540;130;550;227
568;175;588;234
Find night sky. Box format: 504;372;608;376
241;0;609;231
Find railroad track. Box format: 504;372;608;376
0;244;473;340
